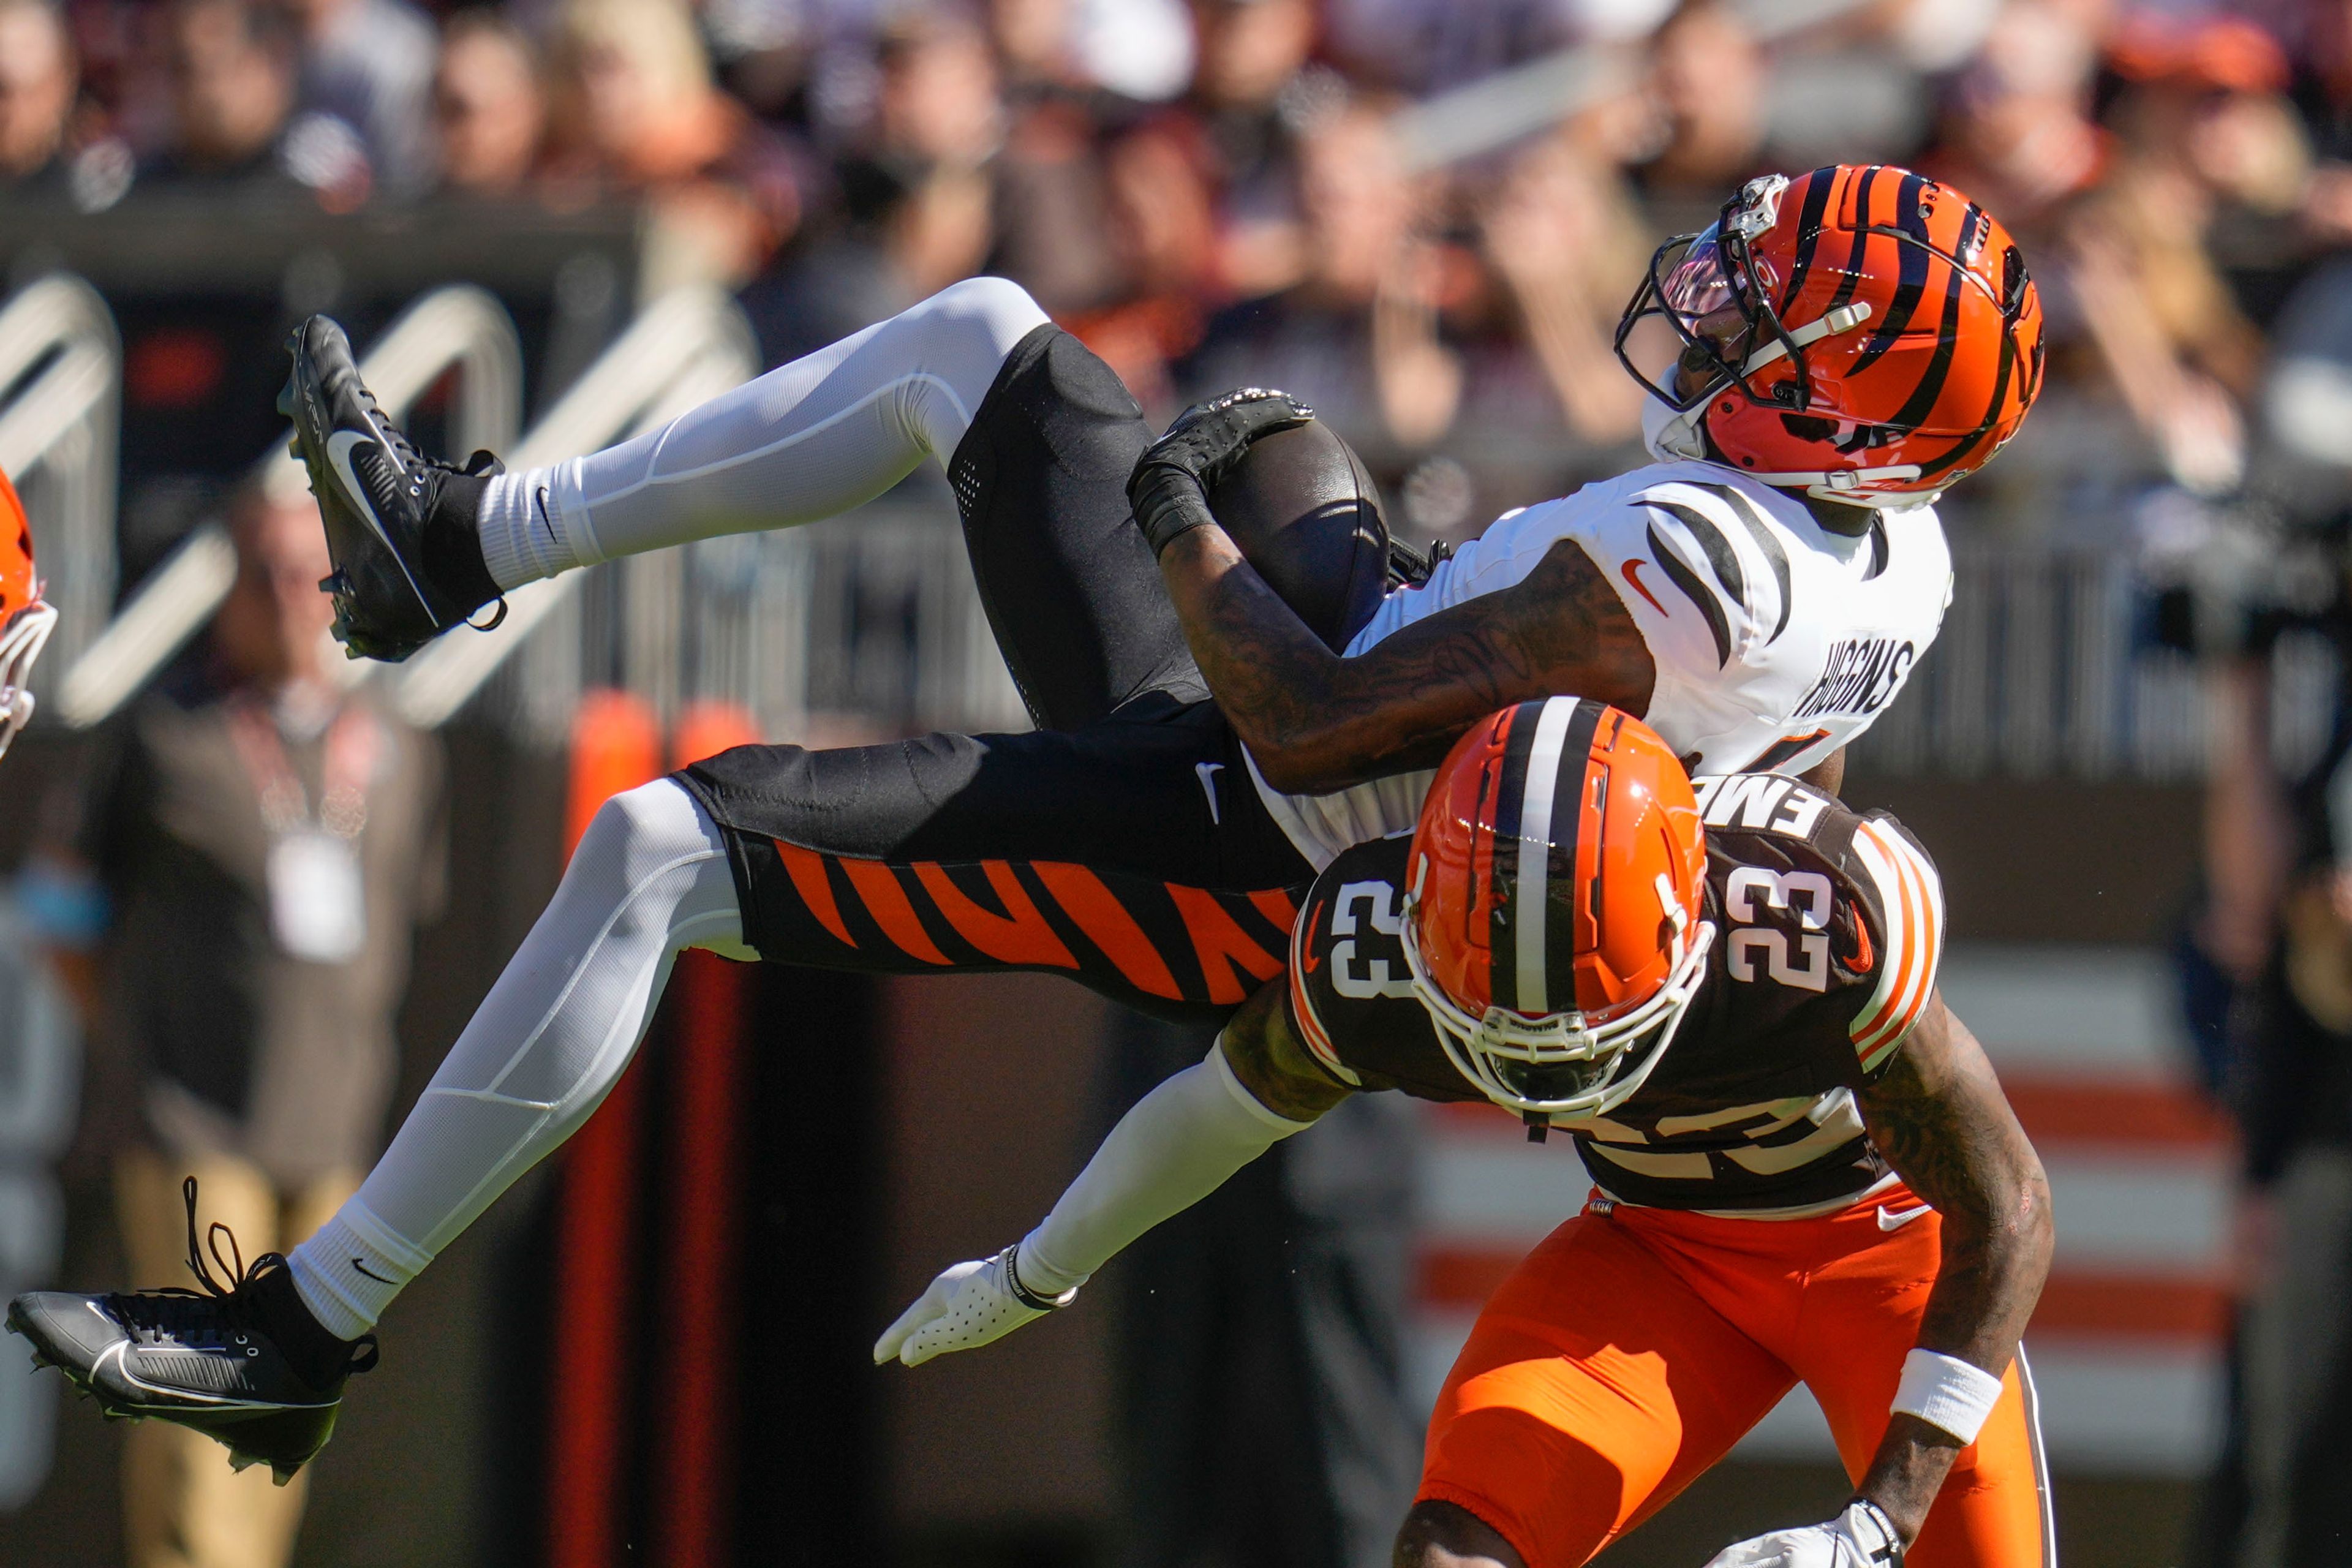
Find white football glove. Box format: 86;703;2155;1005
1702;1501;1903;1568
873;1246;1079;1368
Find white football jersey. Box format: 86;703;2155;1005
1247;460;1954;869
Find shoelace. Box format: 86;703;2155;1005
349;368;497;489
108;1177;277;1347
111;1177;379;1376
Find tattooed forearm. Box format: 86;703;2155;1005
1218;979;1356;1123
1858;997;2052;1370
1849;995;2054;1542
1158;527;1656;794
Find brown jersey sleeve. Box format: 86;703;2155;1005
1839;810;1947;1077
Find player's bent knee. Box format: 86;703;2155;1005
922;276;1049;355
570;777;722;884
1393;1501;1526;1568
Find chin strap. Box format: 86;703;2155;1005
1743;467;1940;508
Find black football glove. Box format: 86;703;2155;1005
1126;388;1316;557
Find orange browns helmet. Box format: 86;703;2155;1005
1616;164;2045;506
1399;698;1713;1118
0;466;55;762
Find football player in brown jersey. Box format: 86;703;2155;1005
880;699;2054;1568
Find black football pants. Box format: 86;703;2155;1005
676;325;1314;1025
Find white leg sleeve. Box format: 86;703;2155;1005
475;276;1051;589
1013;1044;1317;1297
287;778;748;1338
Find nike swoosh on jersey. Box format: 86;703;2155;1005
1847;908;1875;974
1195;761;1223;826
324;429;431;605
1876;1202;1933;1231
1620;559;1668;617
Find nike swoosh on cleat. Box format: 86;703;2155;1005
1875;1203;1933;1231
323;429;435;611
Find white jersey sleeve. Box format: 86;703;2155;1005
1563;468;1950;778
1245;461;1952;870
1577;477;1786;758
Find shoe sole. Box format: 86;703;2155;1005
279;325;434;665
7;1301;337;1486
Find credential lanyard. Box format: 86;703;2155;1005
226;698;380;842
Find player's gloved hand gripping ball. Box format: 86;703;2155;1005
1126;388;1315;556
1702;1500;1904;1568
873;1244;1077;1368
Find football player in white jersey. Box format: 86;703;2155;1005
11;165;2045;1480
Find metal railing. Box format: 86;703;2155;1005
55;285;522;728
1853;545;2337;784
0;274;119;692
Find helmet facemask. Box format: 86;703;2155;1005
1401;859;1717;1120
0;594;56;761
1617;175;1888;496
1617;176;1822;413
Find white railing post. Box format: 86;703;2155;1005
0;274;120;695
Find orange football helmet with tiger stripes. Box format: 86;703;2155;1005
1617;164;2045;505
1400;698;1713;1118
0;465;53;761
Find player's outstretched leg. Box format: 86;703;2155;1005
9;777;745;1476
292;276;1054;662
6;1177;377;1485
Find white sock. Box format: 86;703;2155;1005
473;275;1049;590
288;1204;428;1341
476;473;576;592
286;778;747;1330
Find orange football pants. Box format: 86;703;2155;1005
1419;1185;2050;1568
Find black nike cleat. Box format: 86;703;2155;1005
7;1178;377;1485
280;315;507;662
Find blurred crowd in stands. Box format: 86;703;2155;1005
7;0;2352;545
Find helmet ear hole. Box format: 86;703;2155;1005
1780;412;1837;443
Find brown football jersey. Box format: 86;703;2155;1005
1284;775;1944;1214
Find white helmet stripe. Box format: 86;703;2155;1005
1513;696;1578;1015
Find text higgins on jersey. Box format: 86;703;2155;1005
1792;637;1917;720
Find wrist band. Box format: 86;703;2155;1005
1129;467;1219;557
1840;1498;1904;1567
1891;1348;2005;1445
1002;1245;1078;1312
